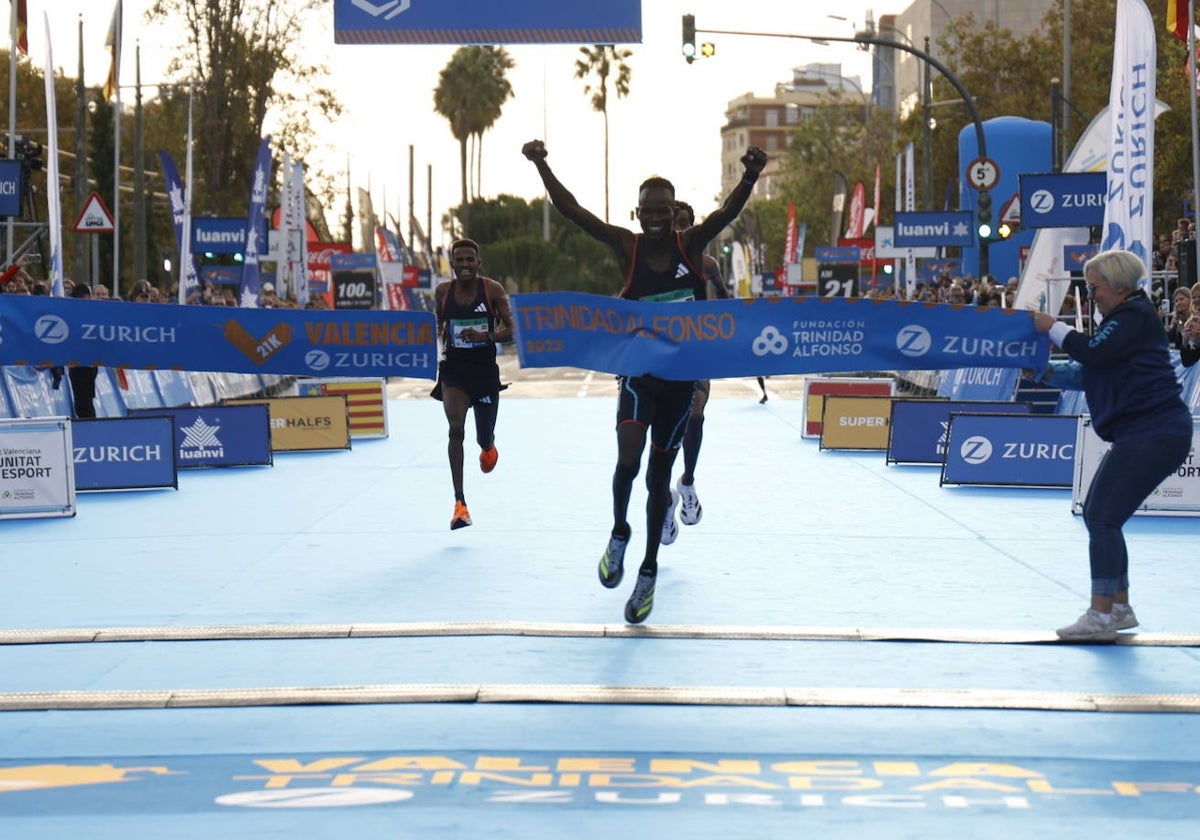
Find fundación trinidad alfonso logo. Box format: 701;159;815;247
751;326;788;356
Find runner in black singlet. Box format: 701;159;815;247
432;238;515;530
522;139;767;623
670;201;730;532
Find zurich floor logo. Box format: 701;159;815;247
305;349;332;372
34;315;70;344
752;326;788;356
896;325;932;358
960;435;993;464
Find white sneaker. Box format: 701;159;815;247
660;490;680;545
677;478;703;525
1056;609;1118;641
1112;603;1139;631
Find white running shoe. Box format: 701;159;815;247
677;478;703;525
1056;609;1118;642
660;490;680;545
1112;603;1139;631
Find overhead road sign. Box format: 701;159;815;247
333;0;643;45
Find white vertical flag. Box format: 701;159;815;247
904;142;916;297
42;13;64;296
290;162;309;305
1101;0;1156;285
177;84;196;304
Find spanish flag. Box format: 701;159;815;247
1169;0;1193;43
13;0;27;55
103;1;121;100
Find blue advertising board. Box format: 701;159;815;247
936;367;1021;402
71;416;178;491
192;217;269;255
814;246;860;264
130;404;273;469
941;413;1080;488
333;0;642;45
887;399;1031;465
893;211;975;247
1063;244;1100;272
1020;172;1107;229
0;160;22;216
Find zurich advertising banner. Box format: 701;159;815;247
513;293;1049;380
333;0;642;45
1019;172;1107;229
0;296;437;379
936;367;1022;402
0;160;23;216
71;416;178;491
888;399;1031;465
131;404;273;469
892;211;975;247
941;413;1080;488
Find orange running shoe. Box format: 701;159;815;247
480;446;499;473
450;500;472;530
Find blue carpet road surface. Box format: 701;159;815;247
2;394;1200;839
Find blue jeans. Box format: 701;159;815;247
1083;433;1192;596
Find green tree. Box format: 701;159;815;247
774;93;896;265
147;0;342;215
433;45;516;224
574;45;632;223
452;194;618;294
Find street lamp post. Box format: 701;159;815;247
692;22;991;275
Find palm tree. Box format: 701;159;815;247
433;46;515;214
574;45;633;223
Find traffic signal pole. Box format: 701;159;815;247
687;20;991;277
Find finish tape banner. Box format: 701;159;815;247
0;296;437;379
513;293;1050;380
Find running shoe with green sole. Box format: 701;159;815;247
599;535;628;588
624;571;656;624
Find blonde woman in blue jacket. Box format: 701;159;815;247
1032;249;1192;641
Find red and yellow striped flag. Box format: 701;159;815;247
13;0;27;55
103;1;121;100
1169;0;1193;43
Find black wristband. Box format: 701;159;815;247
741;171;759;185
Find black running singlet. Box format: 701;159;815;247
620;232;708;303
440;280;497;364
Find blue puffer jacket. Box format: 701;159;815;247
1047;291;1190;442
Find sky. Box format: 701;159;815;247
36;1;882;248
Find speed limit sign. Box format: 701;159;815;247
966;157;1000;191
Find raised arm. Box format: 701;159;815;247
687;146;768;251
522;139;629;252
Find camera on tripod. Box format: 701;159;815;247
1;133;43;171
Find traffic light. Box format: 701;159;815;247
996;222;1014;240
700;42;716;58
682;14;697;63
976;191;992;239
